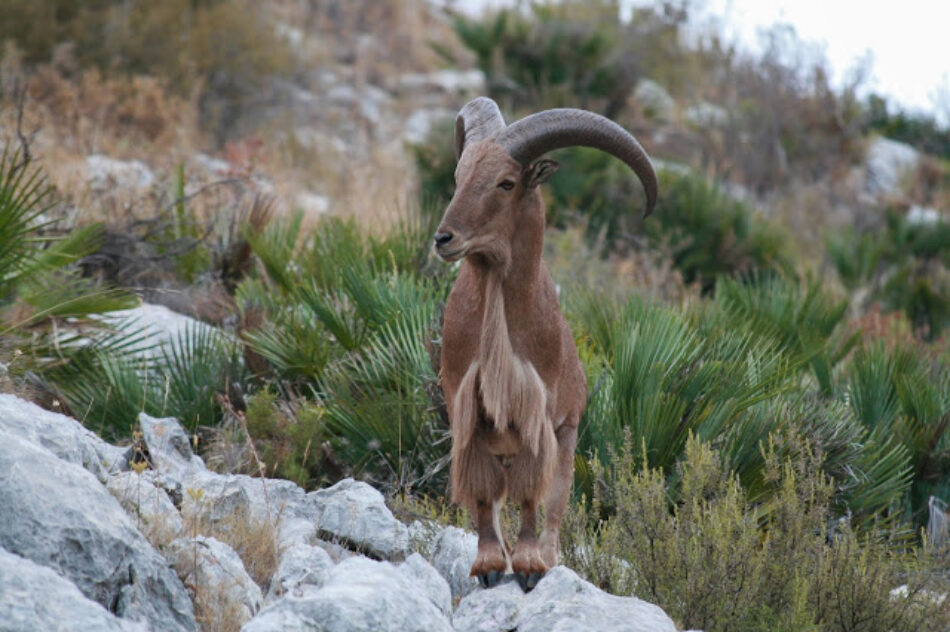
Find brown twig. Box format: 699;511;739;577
10;77;37;173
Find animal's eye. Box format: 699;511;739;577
498;180;515;191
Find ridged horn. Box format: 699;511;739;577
455;97;506;160
496;109;658;215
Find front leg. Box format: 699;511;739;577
471;499;510;588
511;498;547;591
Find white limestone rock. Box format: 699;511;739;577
107;470;185;544
181;468;309;528
0;429;197;631
266;543;334;602
307;478;409;561
0;393;125;481
242;556;452;632
865;136;919;197
429;525;479;601
86;154;155;193
634;79;676;123
398;553;453;616
0;547;148;632
167;536;263;625
139;412;207;482
98;303;222;364
452;566;677;632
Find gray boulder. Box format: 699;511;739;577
139;412;207;482
398;553;453;616
141;413;310;543
452;566;677;632
0;393;125;481
403;108;454;144
242;556;453;632
267;543;334;602
684;101;729;127
0;547;147;632
865;136;919;197
167;536;263;625
308;478;409;560
107;470;185;545
0;428;197;631
181;468;308;528
98;303;222;364
429;525;479;601
394;69;486;95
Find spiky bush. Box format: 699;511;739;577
236;206;452;493
45;319;244;440
568;278;927;524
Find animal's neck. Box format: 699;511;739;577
476;265;548;453
473;195;545;311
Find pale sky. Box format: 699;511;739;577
448;0;950;123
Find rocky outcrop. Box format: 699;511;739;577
864;136;919;197
452;566;677;632
429;525;480;601
266;543;334;600
634;78;676;123
98;304;223;364
0;548;148;632
0;394;680;632
0;393;125;481
0;428;197;631
85;154;156;194
242;556;454;632
166;536;263;626
309;477;411;560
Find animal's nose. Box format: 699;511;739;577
434;232;454;246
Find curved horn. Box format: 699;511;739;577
455;97;506;160
497;109;658;215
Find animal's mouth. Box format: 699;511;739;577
436;244;468;262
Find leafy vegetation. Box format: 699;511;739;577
827;209;950;339
562;434;949;632
3;2;950;629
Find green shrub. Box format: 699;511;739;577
568;282;916;525
865;93;950;160
46;320;244;440
574;293;794;499
562;434;949;632
714;275;858;395
845;342;950;526
452;3;637;115
237;207;453;493
827;210;950;339
244;390;333;489
645;171;789;292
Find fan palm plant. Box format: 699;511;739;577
0;145;132;329
238;205;452;492
713;274;859;395
576;294;795;495
846;342;950;524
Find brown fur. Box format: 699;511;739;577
436;140;586;577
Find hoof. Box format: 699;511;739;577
514;571;544;592
477;570;505;589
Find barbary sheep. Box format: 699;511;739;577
434;97;657;591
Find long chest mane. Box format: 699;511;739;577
451;274;549;455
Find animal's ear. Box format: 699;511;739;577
522;159;559;189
